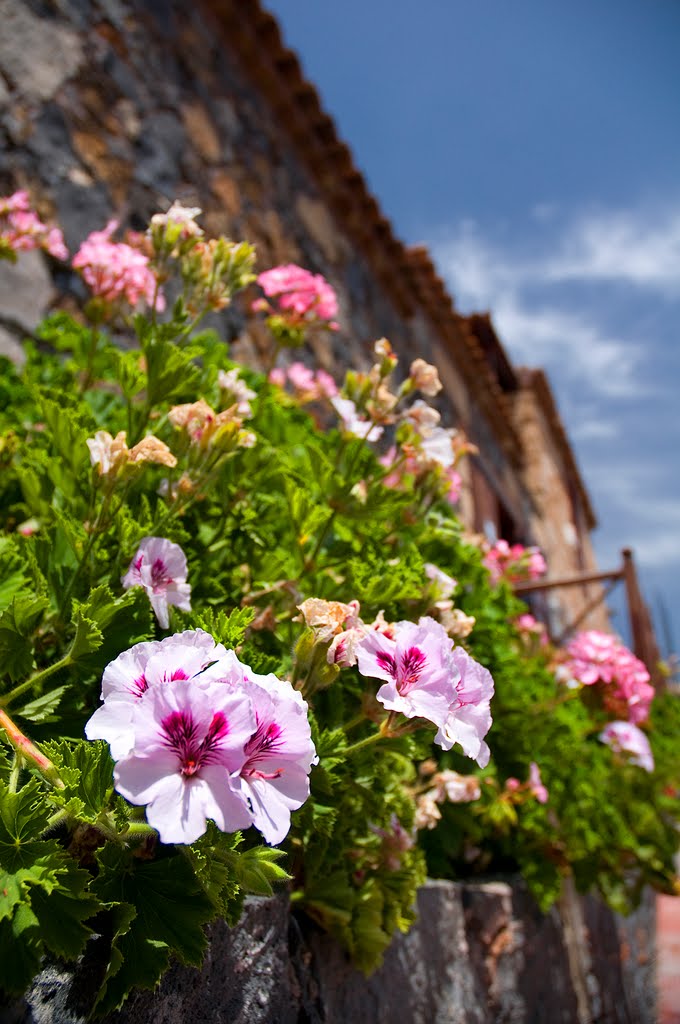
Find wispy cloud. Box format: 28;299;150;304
544;209;680;296
432;217;647;398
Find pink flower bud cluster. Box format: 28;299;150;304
268;361;338;402
254;264;339;329
0;190;68;260
85;630;317;845
504;762;549;804
72;220;164;311
379;446;462;507
515;613;549;647
564;630;655;724
483;540;547;586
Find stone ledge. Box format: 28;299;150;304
4;877;654;1024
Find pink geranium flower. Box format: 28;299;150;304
237;668;318;844
356;616;459;729
113;678;256;844
255;263;339;328
72;220;163;310
483;540;546;586
599;721;654;773
122;537;191;629
564;630;654;724
85;629;227;759
434;646;494;768
0;191;68;260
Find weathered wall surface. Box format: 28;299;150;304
513;381;610;635
6;879;654;1024
0;0;531;535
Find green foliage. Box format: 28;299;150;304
1;209;677;1014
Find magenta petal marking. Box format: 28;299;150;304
161;710;230;777
398;647;427;694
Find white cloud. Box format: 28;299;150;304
433;223;644;398
545;209;680;296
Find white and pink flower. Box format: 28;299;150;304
122;537;192;629
237;669;318;845
85;629;227;759
434;646;494;768
356;616;458;729
113;678;256;844
330;396;383;442
599;721;654;773
87;632;317;845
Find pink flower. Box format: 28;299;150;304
528;762;549;803
237;668;318;844
483;540;546;586
113;678;256;844
255;263;339;328
564;630;654;724
599;721;654;773
0;192;68;260
85;629;227;759
72;220;163;310
434;646;494;768
122;537;191;629
356;616;459;730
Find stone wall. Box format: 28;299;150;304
6;878;655;1024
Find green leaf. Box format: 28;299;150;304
28;858;98;960
68;606;104;662
16;685;69;723
191;606;255;648
222;845;290;897
0;593;49;682
93;844;214;967
0;901;42;996
41;740;114;824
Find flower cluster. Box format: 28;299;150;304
598;721;654;773
168;398;256;453
0;190;68;262
85;630;317;844
73;220;163;312
414;767;481;830
563;630;654;724
254;264;339;330
87;430;177;480
268;361;338;402
483;540;547;586
355;616;494;767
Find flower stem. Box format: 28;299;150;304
344;730;386;757
0;709;63;788
125;821;157;839
1;653;73;708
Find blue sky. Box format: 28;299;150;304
264;0;680;658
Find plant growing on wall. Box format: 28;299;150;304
0;196;677;1012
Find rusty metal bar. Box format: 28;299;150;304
621;548;664;689
513;566;623;594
